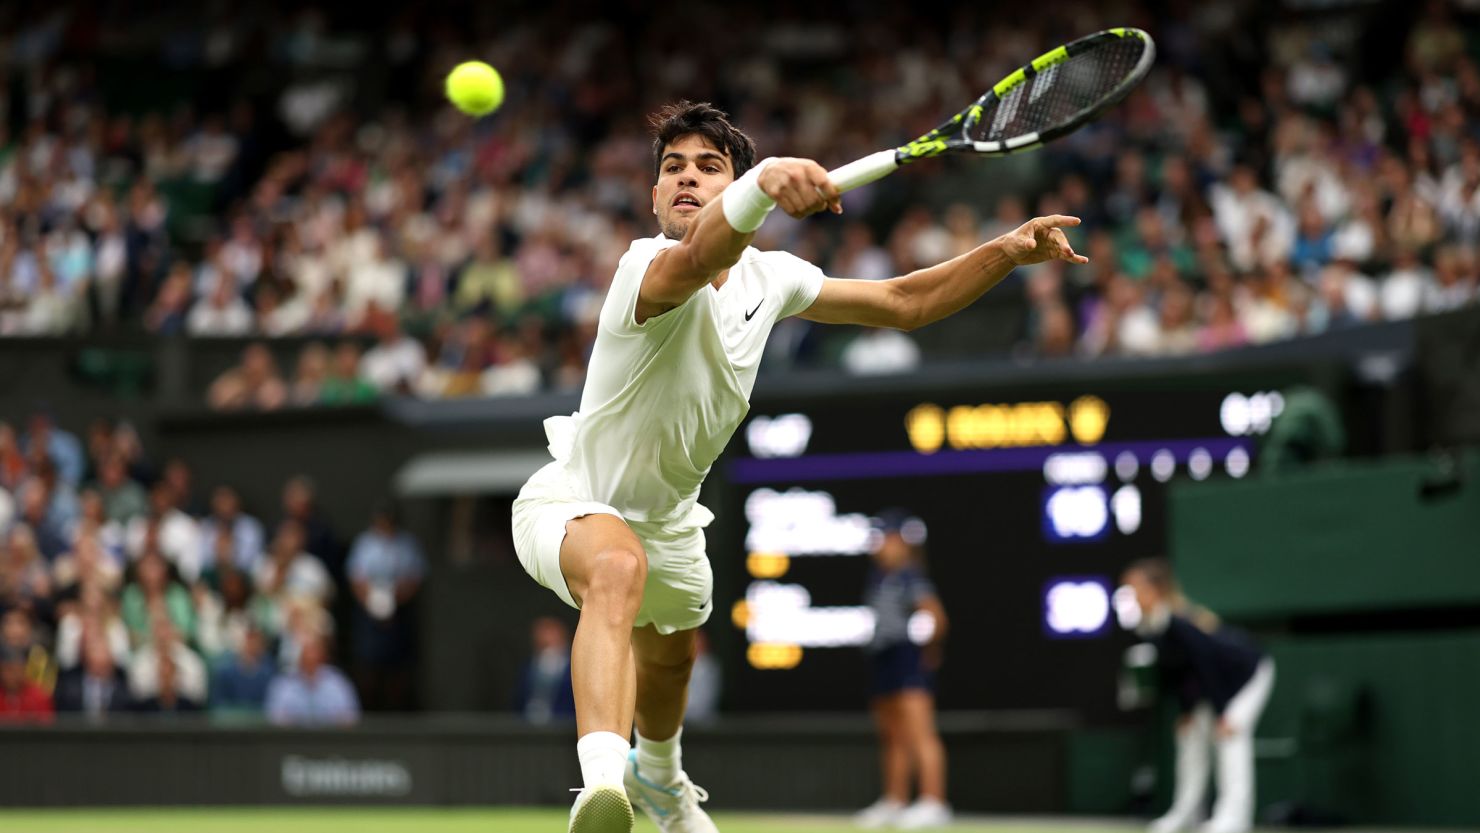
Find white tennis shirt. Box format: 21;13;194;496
543;234;824;525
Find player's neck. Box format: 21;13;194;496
709;269;730;291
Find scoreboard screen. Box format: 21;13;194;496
715;382;1284;721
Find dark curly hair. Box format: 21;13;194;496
649;101;757;180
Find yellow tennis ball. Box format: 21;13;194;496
445;61;504;117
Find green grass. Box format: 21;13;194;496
0;808;1138;833
0;808;1441;833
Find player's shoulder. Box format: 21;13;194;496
738;246;824;276
622;234;680;260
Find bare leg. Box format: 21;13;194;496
560;514;648;738
632;625;697;742
898;690;947;802
873;695;911;803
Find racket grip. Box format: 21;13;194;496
828;150;899;194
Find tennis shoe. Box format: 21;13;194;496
568;784;635;833
623;750;719;833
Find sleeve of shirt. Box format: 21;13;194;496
601;236;683;336
346;536;370;582
331;671;361;723
766;250;827;320
265;677;292;725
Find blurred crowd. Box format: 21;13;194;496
0;410;425;723
0;2;1478;400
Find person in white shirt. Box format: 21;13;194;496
187;274;254;336
511;101;1087;833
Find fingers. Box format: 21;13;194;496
809;167;843;215
760;159;839;219
1048;227;1090;264
1037;215;1082;229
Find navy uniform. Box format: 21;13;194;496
1143;608;1275;833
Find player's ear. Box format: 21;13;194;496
651;184;659;216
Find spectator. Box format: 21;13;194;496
208;343;289;411
210;625;275;715
1210;166;1296;273
145;263;195;334
841;329;922;376
35;458;81;537
359;316;427;395
2;608;57;695
319;342;378;405
1034;303;1077;358
1199;293;1249;353
126;481;203;580
23;412;85;488
347;502;424;711
516;617;575;724
280;475;338;576
1427;246;1477;311
186;274;255;336
290;342;331;405
135;653;204;714
54;632;135;720
1381;248;1435;320
0;645;54;723
93;453;148;525
197;485;266;578
17;478;70;561
481;332;543;396
52;533;124;598
1153;283;1201;356
255;520;334;607
160;457;207;517
265;630;360;727
0;423;29;491
120;550;196;646
128;614;208;704
54;584;130;669
69;487;127;564
0;526;54;618
195;566;275;659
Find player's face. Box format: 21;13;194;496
652;134;735;240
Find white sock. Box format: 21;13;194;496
577;731;631;790
635;727;683;786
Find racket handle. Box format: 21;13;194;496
828;150;899;194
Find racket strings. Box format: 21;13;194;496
970;38;1147;143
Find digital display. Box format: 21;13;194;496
715;386;1281;720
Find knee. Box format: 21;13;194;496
584;547;647;612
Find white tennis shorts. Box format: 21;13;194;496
511;461;714;635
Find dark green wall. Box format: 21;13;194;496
1170;451;1480;617
1255;632;1480;827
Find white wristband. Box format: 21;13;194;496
722;158;777;233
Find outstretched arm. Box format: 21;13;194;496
638;158;842;323
799;215;1087;331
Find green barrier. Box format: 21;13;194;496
1170;450;1480;617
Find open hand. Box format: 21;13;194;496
1001;215;1089;266
758;158;843;219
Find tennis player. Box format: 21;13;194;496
512;101;1088;833
1122;558;1275;833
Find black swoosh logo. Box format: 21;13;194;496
744;298;764;321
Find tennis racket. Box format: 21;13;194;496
828;27;1155;193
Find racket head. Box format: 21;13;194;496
896;27;1156;163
